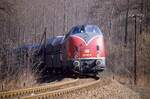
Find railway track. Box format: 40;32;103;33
21;78;100;99
0;79;78;99
0;77;101;99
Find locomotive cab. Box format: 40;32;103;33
64;25;106;74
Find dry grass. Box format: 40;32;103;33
0;40;40;92
0;67;38;92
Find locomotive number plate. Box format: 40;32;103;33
84;49;90;53
82;53;92;57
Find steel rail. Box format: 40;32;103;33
0;79;78;99
21;79;100;99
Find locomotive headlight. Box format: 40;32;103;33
96;53;100;57
96;60;102;66
73;60;80;67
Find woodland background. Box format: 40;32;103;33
0;0;149;91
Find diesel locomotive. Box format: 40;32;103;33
42;25;106;74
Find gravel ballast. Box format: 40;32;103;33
60;77;141;99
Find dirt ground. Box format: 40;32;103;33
58;77;141;99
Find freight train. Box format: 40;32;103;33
15;25;106;75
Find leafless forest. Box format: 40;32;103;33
0;0;150;91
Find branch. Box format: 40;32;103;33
0;7;5;10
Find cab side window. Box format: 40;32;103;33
72;27;80;34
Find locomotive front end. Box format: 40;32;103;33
65;25;106;74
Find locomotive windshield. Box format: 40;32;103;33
72;26;84;34
65;25;102;39
71;25;102;35
85;25;101;33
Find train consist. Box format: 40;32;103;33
15;25;106;75
40;25;106;74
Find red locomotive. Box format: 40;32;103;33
43;25;106;74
